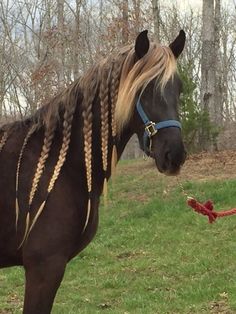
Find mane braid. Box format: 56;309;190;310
29;122;57;207
15;125;37;231
19;96;77;247
0;131;9;153
100;65;110;198
81;68;99;233
110;59;124;175
110;60;123;138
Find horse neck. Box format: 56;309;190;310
116;126;134;161
68;91;134;184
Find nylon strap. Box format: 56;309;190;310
136;100;182;154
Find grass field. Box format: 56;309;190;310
1;153;236;313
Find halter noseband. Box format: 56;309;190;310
136;100;181;154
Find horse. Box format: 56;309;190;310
0;29;186;313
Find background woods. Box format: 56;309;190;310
0;0;236;155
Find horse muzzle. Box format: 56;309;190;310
153;139;187;175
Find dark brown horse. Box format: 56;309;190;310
0;30;186;313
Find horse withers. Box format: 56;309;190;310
0;30;186;313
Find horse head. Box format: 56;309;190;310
116;30;186;175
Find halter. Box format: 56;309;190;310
136;100;182;154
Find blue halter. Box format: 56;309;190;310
136;100;181;154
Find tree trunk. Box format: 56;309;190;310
57;0;65;87
214;0;222;125
73;0;82;80
121;0;129;44
132;0;141;34
221;23;229;122
200;0;216;150
152;0;160;40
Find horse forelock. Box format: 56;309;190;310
115;44;177;133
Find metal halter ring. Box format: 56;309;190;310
145;122;158;137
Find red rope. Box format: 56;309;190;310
187;198;236;223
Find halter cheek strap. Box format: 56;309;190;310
136;100;182;154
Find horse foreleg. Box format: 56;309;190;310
23;255;67;314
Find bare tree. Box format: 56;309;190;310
214;0;222;125
200;0;217;149
122;0;129;44
152;0;160;40
57;0;65;87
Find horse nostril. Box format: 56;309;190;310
165;149;186;168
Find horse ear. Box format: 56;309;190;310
135;30;150;59
169;30;186;58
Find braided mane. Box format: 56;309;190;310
0;41;177;245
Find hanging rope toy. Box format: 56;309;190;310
187;197;236;223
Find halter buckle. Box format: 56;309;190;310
145;122;157;137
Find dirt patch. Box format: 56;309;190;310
118;151;236;183
180;151;236;182
209;292;235;314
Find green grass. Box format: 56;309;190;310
1;160;236;313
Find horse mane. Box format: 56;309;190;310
1;42;176;137
0;40;177;245
36;43;176;133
